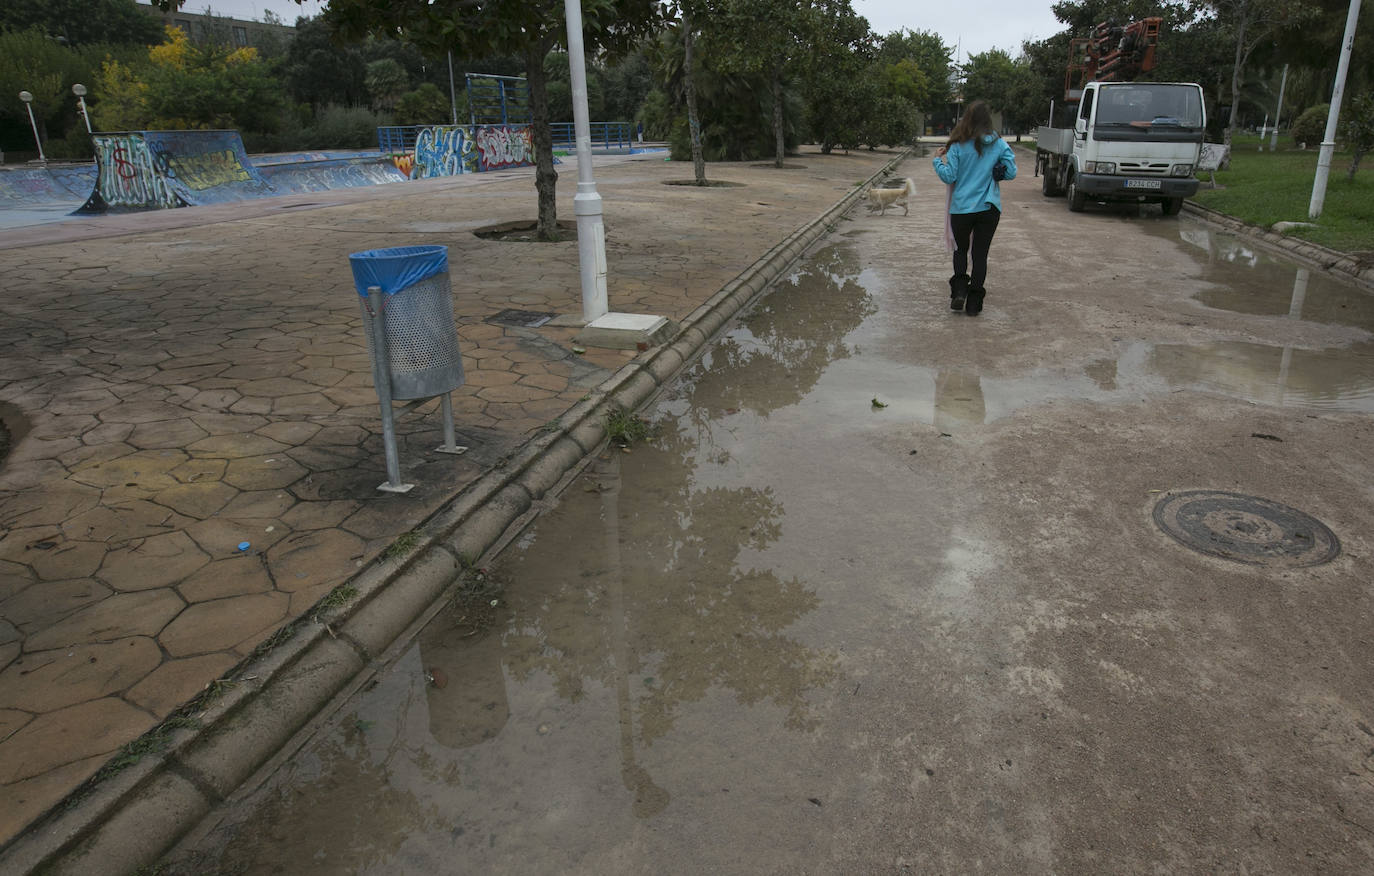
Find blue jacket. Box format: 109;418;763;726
932;133;1017;214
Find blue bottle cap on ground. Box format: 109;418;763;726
237;541;251;552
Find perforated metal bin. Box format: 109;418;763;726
350;246;465;400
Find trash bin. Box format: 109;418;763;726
349;245;464;400
349;245;467;493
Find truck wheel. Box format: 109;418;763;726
1042;170;1059;197
1161;197;1184;216
1067;174;1086;212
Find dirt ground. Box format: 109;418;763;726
162;160;1374;874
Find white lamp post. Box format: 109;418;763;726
72;83;93;135
563;0;609;323
19;91;46;163
1309;0;1362;219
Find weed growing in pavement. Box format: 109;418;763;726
315;584;358;612
605;405;653;447
382;530;421;559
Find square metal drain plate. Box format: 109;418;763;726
485;309;556;328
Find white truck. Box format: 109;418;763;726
1036;80;1206;216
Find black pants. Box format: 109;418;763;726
951;208;1001;290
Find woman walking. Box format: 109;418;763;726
932;101;1017;315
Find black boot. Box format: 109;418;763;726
948;273;969;311
964;287;985;316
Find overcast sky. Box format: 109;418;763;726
168;0;1065;61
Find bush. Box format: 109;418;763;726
302;104;392;150
395;83;453;126
1291;104;1329;148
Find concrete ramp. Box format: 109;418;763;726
80;130;274;212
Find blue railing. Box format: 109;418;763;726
377;123;634;154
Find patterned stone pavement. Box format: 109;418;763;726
0;146;897;846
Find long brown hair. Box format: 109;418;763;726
945;101;996;155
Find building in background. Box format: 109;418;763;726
136;2;296;50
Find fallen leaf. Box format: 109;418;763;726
871;397;888;409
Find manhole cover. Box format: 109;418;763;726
1153;490;1340;567
485;309;555;328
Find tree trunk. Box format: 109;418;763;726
1349;149;1364;181
683;8;707;185
1224;1;1249;158
525;41;559;241
772;68;785;168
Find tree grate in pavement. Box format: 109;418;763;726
484;309;556;328
1153;490;1341;568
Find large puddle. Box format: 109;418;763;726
165;221;1374;873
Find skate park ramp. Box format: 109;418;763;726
80;130;276;211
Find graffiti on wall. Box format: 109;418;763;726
88;134;183;210
412;126;476;178
406;125;536;178
81;130;273;212
473;125;534;171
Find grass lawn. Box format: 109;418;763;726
1193;133;1373;254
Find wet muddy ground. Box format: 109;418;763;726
163;167;1374;874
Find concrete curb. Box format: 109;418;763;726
1182;201;1374;292
1;150;908;876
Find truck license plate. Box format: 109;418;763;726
1125;178;1162;190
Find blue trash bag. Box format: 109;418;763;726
349;245;448;297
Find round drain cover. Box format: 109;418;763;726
1153;490;1340;567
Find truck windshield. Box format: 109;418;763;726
1095;85;1203;129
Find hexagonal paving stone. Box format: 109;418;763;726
237;377;319;398
222;454;308;491
286;445;367;473
25;589;184;652
153;482;239;518
127;418;210;450
280;500;359;531
0;560;35;604
0;578;111;633
341;504;425;541
63;500;194;544
46;389;120;417
81;422;135;446
125;652;239;716
184;517;288;558
185;389;242;413
0;483;102;529
169;458;227;484
189;412;268;436
0;697;155;784
96;401;190;424
158;591;289;657
267;529;365;593
272;393;339;416
187;433;289;459
254;421;321;445
67;448;187;491
178;556;274;603
99;531;209;592
30;540;106;582
0;709;30;744
0;753;107;846
0;637;161;713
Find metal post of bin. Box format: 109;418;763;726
365;286;413;494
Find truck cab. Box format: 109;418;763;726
1040;80;1205;215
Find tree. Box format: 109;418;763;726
705;0;813;168
875;28;952;108
318;0;662;241
797;0;874;154
365;58;408;111
1200;0;1315;149
89;26;283;133
395;82;452;125
1;0;163;47
1340;93;1374;179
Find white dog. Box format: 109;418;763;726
866;177;916;216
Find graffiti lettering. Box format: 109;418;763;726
412;126;476;179
93;134;181;209
473;126;535;171
165;149;253;190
